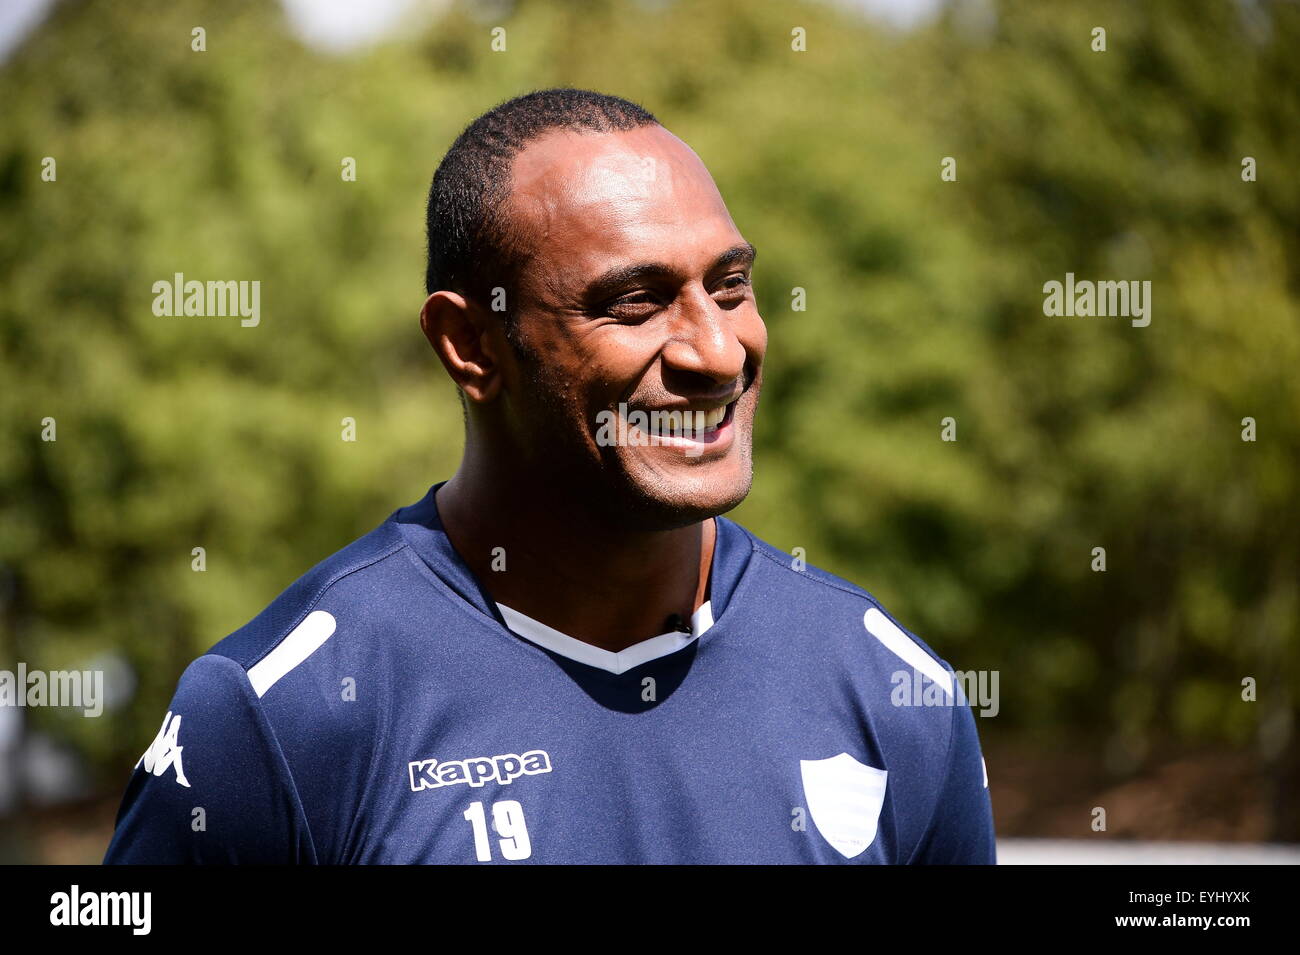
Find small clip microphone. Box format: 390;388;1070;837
664;613;693;634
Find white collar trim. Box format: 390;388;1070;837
495;601;714;675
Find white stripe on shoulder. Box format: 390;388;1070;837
247;610;337;698
863;608;953;697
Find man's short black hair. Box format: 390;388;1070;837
424;88;659;332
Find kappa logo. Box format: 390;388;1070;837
136;710;190;788
409;749;552;792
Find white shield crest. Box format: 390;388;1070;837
800;753;888;859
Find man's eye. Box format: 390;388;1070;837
606;293;659;316
718;274;751;293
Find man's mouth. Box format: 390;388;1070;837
655;401;732;436
607;399;739;455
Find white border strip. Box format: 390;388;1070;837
497;601;713;675
863;608;953;696
248;610;338;698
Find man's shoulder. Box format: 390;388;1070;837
729;519;978;809
726;517;955;675
204;517;414;673
735;520;876;598
113;517;422;864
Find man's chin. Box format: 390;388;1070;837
604;455;753;532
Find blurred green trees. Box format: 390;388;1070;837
1;0;1297;837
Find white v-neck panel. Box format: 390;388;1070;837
495;600;715;675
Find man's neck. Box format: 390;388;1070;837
435;472;715;653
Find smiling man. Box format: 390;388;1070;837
105;88;996;864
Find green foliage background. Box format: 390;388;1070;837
2;0;1297;845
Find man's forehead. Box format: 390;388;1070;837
507;125;739;290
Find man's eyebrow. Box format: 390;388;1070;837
714;242;757;271
582;242;758;300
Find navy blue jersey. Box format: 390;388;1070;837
104;483;996;864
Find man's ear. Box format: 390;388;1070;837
419;290;505;403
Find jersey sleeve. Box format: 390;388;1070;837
103;653;316;864
909;696;997;864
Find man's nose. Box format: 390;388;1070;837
660;286;748;386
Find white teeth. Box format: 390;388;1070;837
701;405;727;430
614;402;730;440
673;406;726;434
